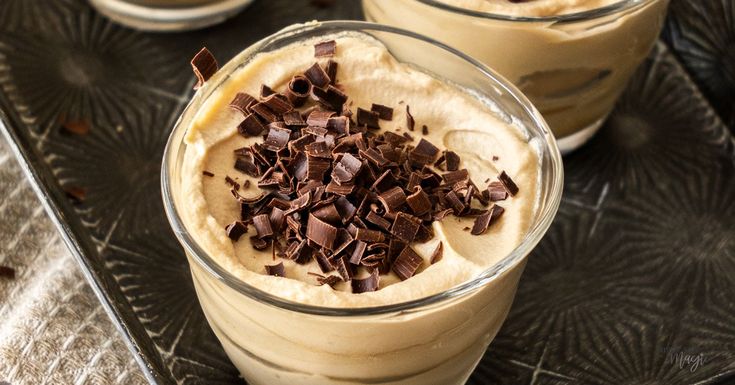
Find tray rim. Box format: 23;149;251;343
0;94;171;385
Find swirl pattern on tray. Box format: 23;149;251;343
664;0;735;129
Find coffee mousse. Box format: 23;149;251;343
180;33;540;308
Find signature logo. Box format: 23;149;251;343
662;346;706;372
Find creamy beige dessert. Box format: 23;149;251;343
363;0;670;152
174;29;546;385
182;34;539;307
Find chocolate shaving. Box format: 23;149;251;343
442;169;469;185
263;126;292;152
314;40;337;57
421;125;428;135
191;47;218;89
250;236;270;250
471;210;492;235
430;242;443;264
355;228;385;243
498;171;519;196
253;214;274;238
60;120;90;136
488;181;508;201
203;171;215;177
265;262;285;277
225;176;240;190
317;275;341;287
331;256;353;281
312;85;347;111
356;108;380;129
371;104;393;120
260;84;275;98
392;246;423;280
304;62;330;88
307;213;337;250
332;153;362;185
230;92;257;115
307;110;335;127
445;151;460;171
63;186;86;204
406;105;415;131
378;187;406;212
351;270;379;293
366;210;392;231
327;116;349;135
225;221;247;241
325;60;338;84
238;113;265;137
391;212;420;243
406;187;431;216
286;75;312;107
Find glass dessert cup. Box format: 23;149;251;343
162;21;563;385
363;0;670;153
88;0;253;31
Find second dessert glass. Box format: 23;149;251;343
162;21;563;385
363;0;670;153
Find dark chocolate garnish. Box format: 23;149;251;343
392;246;423;280
471;210;492;235
286;75;312;107
488;181;508;201
191;47;217;89
230;92;257;115
304;62;330;88
253;214;274;238
406;105;415;131
203;171;215;177
325;60;338;84
391;212;420;243
351;270;379;293
430;241;443;264
265;262;285;277
445;151;460;171
312;85;347;111
356;108;380;129
225;221;247;241
307;213;337;250
314;40;337;57
371;103;393;120
238;113;265;137
498;171;519;196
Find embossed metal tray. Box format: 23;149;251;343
1;0;733;384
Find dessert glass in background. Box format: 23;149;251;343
88;0;253;31
363;0;670;153
162;21;563;385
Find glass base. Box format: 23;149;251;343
556;117;606;155
88;0;253;32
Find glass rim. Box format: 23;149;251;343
89;0;253;19
415;0;655;22
161;20;564;317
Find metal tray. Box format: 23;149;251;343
0;0;733;383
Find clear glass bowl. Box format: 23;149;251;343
363;0;670;153
88;0;253;31
162;21;563;385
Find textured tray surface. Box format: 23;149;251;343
0;0;733;384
